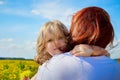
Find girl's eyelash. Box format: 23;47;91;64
47;39;52;42
58;36;64;39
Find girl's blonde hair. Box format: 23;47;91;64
35;20;69;65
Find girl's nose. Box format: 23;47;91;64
54;40;58;44
54;40;59;46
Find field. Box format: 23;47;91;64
0;60;39;80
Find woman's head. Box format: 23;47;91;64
70;6;114;48
35;20;69;65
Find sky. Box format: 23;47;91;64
0;0;120;59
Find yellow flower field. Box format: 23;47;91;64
0;59;119;80
0;60;39;80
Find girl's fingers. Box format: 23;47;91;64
70;45;80;55
104;52;110;57
73;52;91;57
73;52;84;57
70;44;94;56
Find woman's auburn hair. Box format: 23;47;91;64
70;6;114;48
35;20;69;65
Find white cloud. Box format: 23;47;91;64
0;0;76;26
118;39;120;44
0;38;36;59
0;38;14;42
0;1;4;5
109;39;120;59
110;50;120;59
31;1;76;26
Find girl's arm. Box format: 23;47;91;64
70;44;109;57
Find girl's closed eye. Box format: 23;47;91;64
47;39;53;42
58;36;64;40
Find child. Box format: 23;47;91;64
30;20;109;80
35;20;69;65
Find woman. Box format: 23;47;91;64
36;6;120;80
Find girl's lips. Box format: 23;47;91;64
54;47;65;52
54;48;62;51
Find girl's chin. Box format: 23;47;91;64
52;52;63;56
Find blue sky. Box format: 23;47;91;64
0;0;120;59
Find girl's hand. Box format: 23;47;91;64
70;44;109;57
90;45;110;57
70;44;93;56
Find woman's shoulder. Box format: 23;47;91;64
50;52;73;61
37;52;94;80
39;52;82;70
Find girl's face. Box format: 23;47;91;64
45;33;67;56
